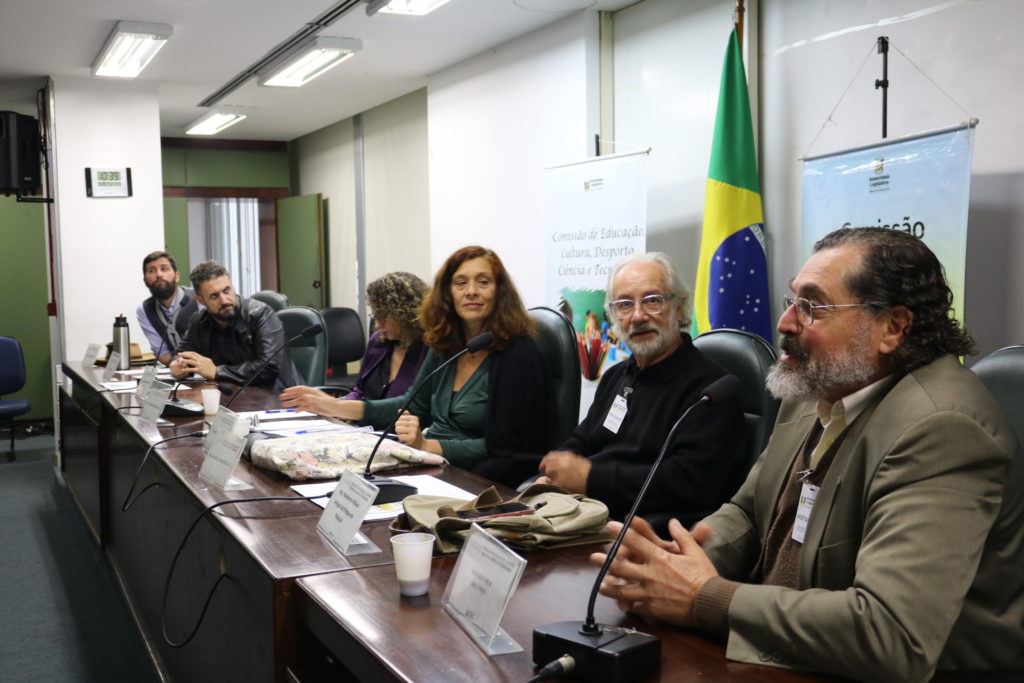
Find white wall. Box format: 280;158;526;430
611;0;736;284
427;11;600;306
293;118;358;309
363;89;431;286
49;78;165;360
760;0;1024;357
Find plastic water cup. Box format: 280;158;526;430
201;389;220;416
390;532;435;596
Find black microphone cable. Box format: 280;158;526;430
160;491;331;648
78;387;116;411
121;430;206;512
528;654;576;682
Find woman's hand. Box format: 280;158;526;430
278;385;363;421
394;410;442;455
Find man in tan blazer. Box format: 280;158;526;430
593;227;1024;682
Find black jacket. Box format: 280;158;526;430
176;296;300;392
561;334;744;523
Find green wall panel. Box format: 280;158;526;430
182;149;289;188
0;197;53;420
162;197;190;285
162;147;187;186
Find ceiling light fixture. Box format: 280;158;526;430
92;21;173;78
185;109;248;136
366;0;454;17
258;36;363;88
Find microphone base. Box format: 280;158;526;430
162;397;204;417
532;621;660;683
364;475;418;505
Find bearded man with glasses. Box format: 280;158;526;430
592;228;1024;682
536;252;744;526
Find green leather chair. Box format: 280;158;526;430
693;328;780;490
971;345;1024;449
529;306;582;449
276;306;327;386
251;290;289;312
477;307;580;489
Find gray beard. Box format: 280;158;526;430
624;323;677;364
765;326;877;402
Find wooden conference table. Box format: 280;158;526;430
58;360;833;683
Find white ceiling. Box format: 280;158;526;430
0;0;635;141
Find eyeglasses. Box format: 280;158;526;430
782;296;870;327
607;293;676;318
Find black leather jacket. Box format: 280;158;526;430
176;296;300;391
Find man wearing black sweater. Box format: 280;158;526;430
537;253;743;523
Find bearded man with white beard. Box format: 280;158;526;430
536;252;744;525
592;228;1024;682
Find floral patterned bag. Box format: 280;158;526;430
249;432;446;480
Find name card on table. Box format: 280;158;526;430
442;524;527;655
199;407;251;491
83;343;102;368
136;366;158;401
140;380;173;423
316;469;381;556
102;352;121;382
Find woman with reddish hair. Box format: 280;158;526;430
281;246;551;482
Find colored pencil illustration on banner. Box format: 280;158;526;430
558;288;629;380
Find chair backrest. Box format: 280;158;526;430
321;307;366;368
0;336;27;395
251;290;290;312
693;328;780;480
971;345;1024;448
528;306;581;449
276;306;327;385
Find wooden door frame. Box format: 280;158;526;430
163;186;289;291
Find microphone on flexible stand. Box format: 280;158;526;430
532;374;741;683
223;322;324;412
362;331;495;505
162;379;205;417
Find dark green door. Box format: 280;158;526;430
277;194;325;309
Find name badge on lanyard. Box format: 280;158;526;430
603;393;629;434
792;481;819;544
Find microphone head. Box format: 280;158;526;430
301;323;324;338
466;331;495;353
702;374;740;404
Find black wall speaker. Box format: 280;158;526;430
0;111;41;195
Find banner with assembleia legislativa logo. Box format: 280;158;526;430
802;125;975;321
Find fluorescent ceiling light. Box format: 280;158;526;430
366;0;454;17
186;109;248;136
92;21;173;78
258;36;363;88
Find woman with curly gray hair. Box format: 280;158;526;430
343;271;429;401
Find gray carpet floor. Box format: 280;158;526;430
0;432;158;682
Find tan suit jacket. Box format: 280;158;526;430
702;356;1024;682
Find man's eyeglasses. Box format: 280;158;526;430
782;296;870;327
607;293;676;318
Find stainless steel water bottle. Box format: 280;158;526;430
112;314;131;370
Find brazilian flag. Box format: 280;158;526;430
692;28;772;344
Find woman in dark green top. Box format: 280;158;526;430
280;246;552;476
